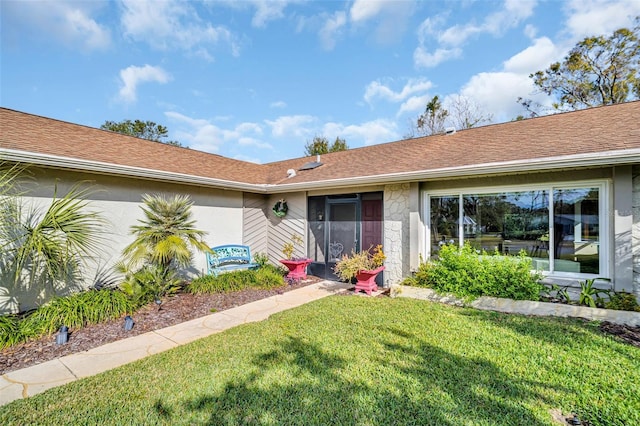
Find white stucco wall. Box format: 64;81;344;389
0;168;244;314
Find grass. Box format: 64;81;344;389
1;296;638;425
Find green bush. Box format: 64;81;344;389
605;291;640;312
0;288;135;349
405;243;543;301
0;315;24;349
118;264;183;306
187;266;285;294
254;266;286;289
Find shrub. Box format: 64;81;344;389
333;245;385;282
187;266;286;294
118;264;183;306
253;252;270;267
0;288;135;349
405;243;543;301
254;266;286;289
605;291;640;312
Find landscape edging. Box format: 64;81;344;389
390;285;640;327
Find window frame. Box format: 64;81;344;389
423;180;610;279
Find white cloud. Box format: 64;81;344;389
2;1;110;50
458;72;550;122
413;46;462;68
350;0;415;45
364;78;433;104
563;0;640;39
265;115;317;138
414;0;536;69
120;0;240;57
398;94;431;116
503;37;560;74
270;101;287;108
323;119;399;146
117;65;171;103
350;0;386;23
319;11;347;50
250;0;290;28
166;111;272;154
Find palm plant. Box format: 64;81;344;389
119;194;211;297
0;162;105;313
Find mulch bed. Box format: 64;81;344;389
0;276;326;375
599;321;640;348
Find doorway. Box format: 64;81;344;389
307;193;383;282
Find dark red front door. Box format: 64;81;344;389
361;199;382;252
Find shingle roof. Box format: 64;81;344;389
1;102;639;191
0;108;267;184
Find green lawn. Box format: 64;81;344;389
1;296;638;425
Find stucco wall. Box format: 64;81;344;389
1;167;244;314
632;165;640;300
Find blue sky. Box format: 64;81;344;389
2;1;639;164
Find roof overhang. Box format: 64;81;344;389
0;148;267;193
3;147;639;194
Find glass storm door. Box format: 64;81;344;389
327;201;359;272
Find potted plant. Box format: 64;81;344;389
333;245;385;295
279;233;312;281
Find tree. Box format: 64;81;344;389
448;95;492;130
304;136;349;156
520;19;639;113
101;119;183;147
416;95;449;136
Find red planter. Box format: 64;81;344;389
354;266;385;295
280;258;312;280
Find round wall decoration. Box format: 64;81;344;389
272;199;288;217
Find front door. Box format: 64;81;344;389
307;193;383;281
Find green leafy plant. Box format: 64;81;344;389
1;162;106;313
405;243;543;301
333;245;385;282
118;264;183;306
186;267;284;294
118;194;210;300
578;278;611;308
282;233;304;260
604;291;640;312
0;288;135;349
253;252;270;267
541;283;571;303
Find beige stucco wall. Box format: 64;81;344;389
632;165;640;300
1;167;244;314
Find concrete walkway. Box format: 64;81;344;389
0;280;352;407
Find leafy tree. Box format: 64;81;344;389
304;136;349;156
520;19;639;114
416;95;449;136
101;119;183;147
0;162;105;313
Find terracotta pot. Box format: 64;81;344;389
279;258;312;280
354;266;385;295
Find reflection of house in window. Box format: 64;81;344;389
461;215;477;237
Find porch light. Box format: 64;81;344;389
56;325;69;345
124;315;134;331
